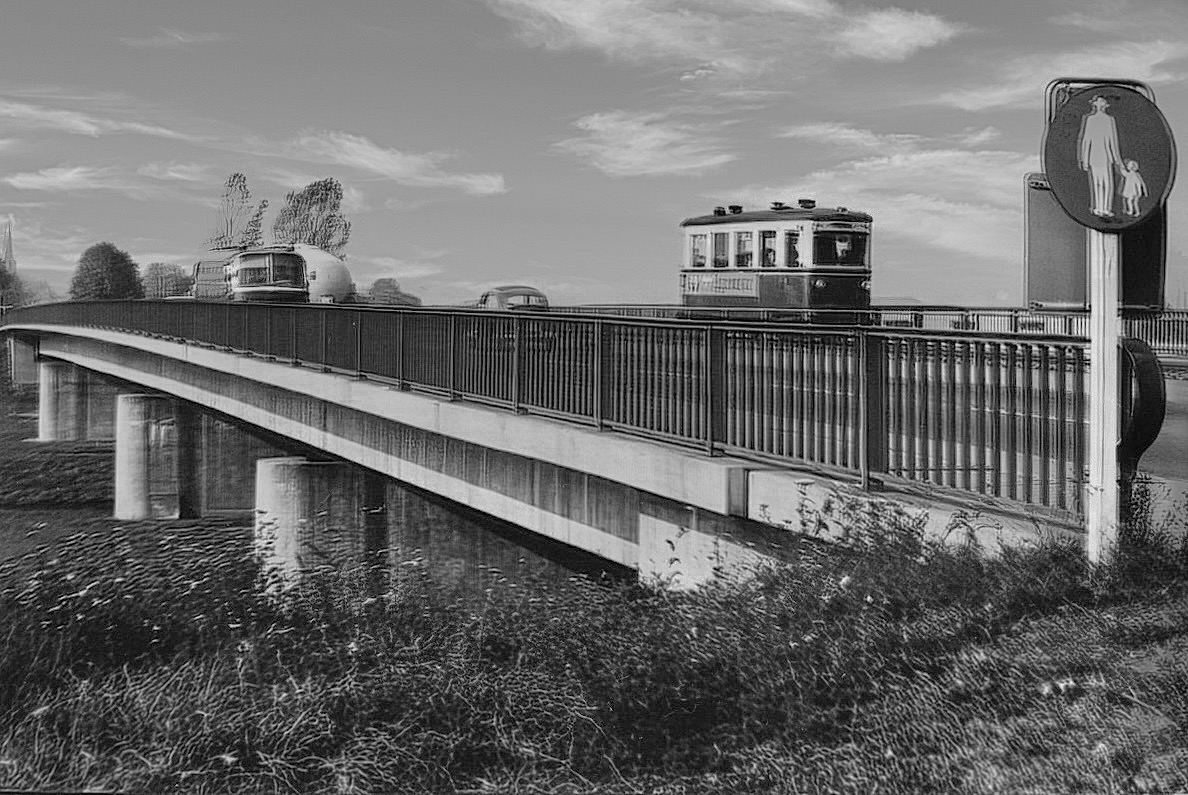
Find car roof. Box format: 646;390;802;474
490;285;545;294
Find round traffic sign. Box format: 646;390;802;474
1042;85;1176;232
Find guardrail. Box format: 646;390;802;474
555;305;1188;362
4;301;1091;523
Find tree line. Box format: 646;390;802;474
67;174;353;301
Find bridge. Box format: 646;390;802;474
4;300;1183;586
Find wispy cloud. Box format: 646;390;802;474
119;28;230;48
936;40;1188;111
0;97;193;139
834;9;962;61
267;130;506;196
482;0;961;77
778;122;1001;152
556;110;736;176
6;165;121;192
137;162;213;182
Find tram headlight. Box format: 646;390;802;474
813;278;827;289
860;279;871;291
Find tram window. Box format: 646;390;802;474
735;231;752;267
815;232;868;266
784;231;801;267
712;233;728;268
690;234;707;268
760;231;777;267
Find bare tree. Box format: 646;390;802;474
208;173;268;249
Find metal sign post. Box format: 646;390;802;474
1041;78;1175;563
1086;229;1120;562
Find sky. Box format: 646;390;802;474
1;0;1187;307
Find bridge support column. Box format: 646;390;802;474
254;457;376;587
114;393;187;520
38;361;86;441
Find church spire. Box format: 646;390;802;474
1;221;13;274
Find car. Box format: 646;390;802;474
474;285;549;311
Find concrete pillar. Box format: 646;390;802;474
37;361;85;441
8;336;37;385
114;393;179;520
254;457;369;586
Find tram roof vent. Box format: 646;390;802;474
797;198;817;209
770;201;788;210
713;206;727;216
728;204;743;214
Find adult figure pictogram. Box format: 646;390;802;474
1078;94;1122;218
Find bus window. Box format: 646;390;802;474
235;254;270;285
271;253;304;285
815;232;868;266
712;233;728;268
735;231;752;267
690;234;707;268
784;231;801;267
760;231;776;267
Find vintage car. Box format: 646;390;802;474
474;285;549;311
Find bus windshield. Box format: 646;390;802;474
271;254;304;285
813;232;868;267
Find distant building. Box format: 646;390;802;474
0;221;15;274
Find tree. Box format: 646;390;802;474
141;262;194;298
69;242;144;300
208;173;268;249
271;177;351;255
367;277;422;306
0;267;27;308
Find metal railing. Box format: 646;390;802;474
4;301;1091;522
555;305;1188;362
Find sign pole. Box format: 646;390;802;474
1041;77;1174;564
1086;228;1120;564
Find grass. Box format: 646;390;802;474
0;356;1187;792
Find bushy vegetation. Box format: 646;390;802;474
0;500;1186;793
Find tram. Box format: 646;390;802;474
679;199;872;317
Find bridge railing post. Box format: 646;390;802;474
512;315;523;411
448;313;458;398
593;318;605;428
705;326;725;456
396;311;406;387
859;330;887;489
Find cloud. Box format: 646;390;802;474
936;40;1188;111
0;97;192;139
779;122;924;151
274;130;507;196
119;28;230;48
137;162;213;182
834;9;962;61
556;110;736;176
6;165;121;192
482;0;960;77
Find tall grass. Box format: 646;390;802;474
2;495;1186;793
